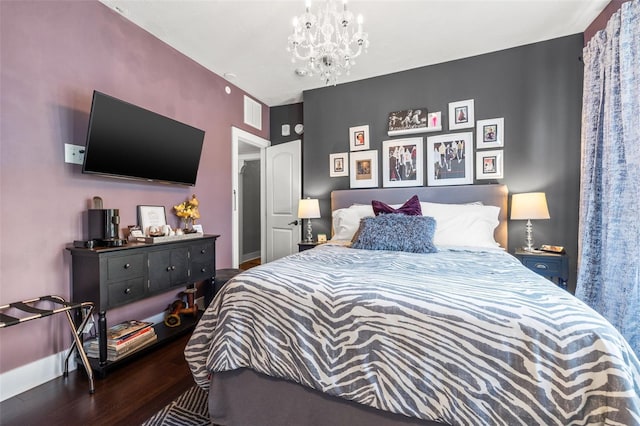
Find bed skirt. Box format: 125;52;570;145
209;368;448;426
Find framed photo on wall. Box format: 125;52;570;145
349;150;378;188
382;138;423;187
329;152;349;177
426;132;473;186
349;125;370;151
476;117;504;149
476;150;504;180
448;99;475;130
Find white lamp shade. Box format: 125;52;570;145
511;192;550;220
298;198;320;219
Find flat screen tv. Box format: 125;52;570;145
82;91;205;186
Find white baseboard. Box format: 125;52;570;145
240;251;260;263
0;311;168;402
0;349;77;402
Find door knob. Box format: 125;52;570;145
288;220;299;226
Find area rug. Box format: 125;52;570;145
141;385;211;426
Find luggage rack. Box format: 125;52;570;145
0;295;95;394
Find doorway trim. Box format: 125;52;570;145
231;126;269;268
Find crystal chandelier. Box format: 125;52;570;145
287;0;369;86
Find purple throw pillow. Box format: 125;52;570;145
372;195;422;216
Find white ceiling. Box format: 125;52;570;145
100;0;608;107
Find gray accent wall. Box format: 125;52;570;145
300;34;584;291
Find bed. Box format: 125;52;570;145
185;185;640;426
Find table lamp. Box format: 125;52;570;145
298;198;321;243
510;192;550;251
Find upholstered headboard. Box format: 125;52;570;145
330;184;509;249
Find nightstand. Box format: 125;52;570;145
298;241;322;252
514;248;569;289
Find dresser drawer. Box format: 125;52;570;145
191;259;215;281
191;242;214;263
107;278;145;307
520;256;563;276
106;254;144;282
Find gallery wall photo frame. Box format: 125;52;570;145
476;150;504;180
349;125;370;151
329;152;349;177
476;117;504;149
387;108;427;136
350;150;378;188
382;137;423;188
426;132;474;186
137;205;167;234
448;99;475;130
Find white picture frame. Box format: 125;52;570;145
448;99;475;130
349;150;378;188
137;205;167;235
476;149;504;180
382;137;423;187
425;111;442;133
349;125;370;151
426;132;474;186
476;117;504;149
329;152;349;177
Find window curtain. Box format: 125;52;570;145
576;0;639;357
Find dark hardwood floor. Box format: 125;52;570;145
0;333;195;426
239;257;260;271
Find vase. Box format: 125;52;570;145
182;218;194;233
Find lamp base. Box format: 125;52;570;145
305;219;314;243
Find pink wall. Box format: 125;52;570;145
584;0;630;45
0;1;269;373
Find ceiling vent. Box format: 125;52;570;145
244;96;262;130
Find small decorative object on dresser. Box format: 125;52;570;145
514;248;569;289
173;194;200;233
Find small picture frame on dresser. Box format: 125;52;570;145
137;205;167;236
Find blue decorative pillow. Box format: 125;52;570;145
351;213;438;253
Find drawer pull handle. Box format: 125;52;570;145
124;288;131;294
124;263;131;269
201;268;206;272
535;264;548;270
200;249;206;254
166;266;172;272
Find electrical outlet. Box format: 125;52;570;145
64;143;85;165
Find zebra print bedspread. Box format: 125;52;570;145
185;245;640;425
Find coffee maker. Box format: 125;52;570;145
88;208;125;247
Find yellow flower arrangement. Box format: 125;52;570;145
174;194;200;231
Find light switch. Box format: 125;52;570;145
281;124;290;136
65;143;85;165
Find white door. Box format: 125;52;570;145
266;140;301;262
231;127;269;269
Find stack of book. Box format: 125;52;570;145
84;320;157;361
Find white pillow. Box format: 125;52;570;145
331;204;374;240
419;202;501;248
